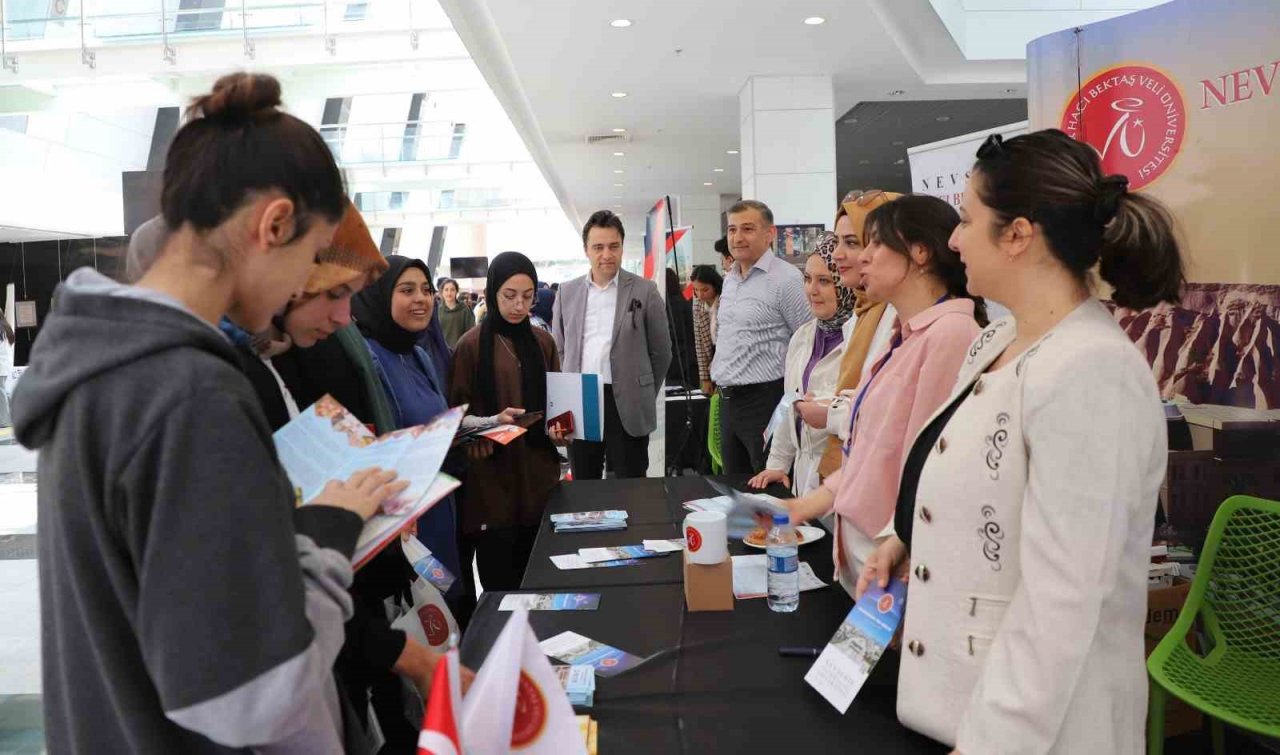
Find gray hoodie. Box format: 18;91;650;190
13;269;360;754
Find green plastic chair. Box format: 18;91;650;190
1147;495;1280;755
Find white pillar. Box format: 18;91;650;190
674;193;723;269
738;75;837;228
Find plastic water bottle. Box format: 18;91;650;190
767;513;799;613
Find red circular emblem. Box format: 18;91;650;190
1060;64;1185;190
510;671;547;749
418;604;450;647
431;567;444;580
600;657;618;667
685;525;703;553
877;594;895;614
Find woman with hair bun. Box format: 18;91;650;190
13;72;406;754
779;194;984;594
860;129;1185;754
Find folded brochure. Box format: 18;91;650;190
540;631;647;677
578;545;671;563
550;554;642;570
499;593;601;611
805;577;907;712
273;395;462;569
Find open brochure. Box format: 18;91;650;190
684;480;788;539
273;395;463;569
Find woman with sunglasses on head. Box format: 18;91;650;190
747;233;851;495
13;72;408;754
860;130;1184;754
781;195;985;595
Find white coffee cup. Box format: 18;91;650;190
684;511;729;565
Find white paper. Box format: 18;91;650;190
546;372;606;441
642;539;684;553
390;579;458;652
763;391;800;445
730;555;827;599
550;554;592;570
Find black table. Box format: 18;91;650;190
463;582;944;754
521;522;683;590
543;477;671;524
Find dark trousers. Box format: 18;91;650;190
457;525;539;625
718;378;784;475
568;385;650;479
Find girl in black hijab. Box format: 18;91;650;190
449;252;568;605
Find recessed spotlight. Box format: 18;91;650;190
703;182;714;186
803;16;825;25
891;140;904;146
614;204;623;208
887;89;906;96
611;91;628;99
727;149;739;155
612;127;627;133
613;151;625;157
858;159;871;165
613;169;624;174
610;19;632;28
614;183;624;187
935;115;951;122
713;168;725;173
894;158;905;165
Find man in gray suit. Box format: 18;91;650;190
552;210;672;479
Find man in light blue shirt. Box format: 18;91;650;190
710;200;811;473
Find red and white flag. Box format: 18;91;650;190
417;648;464;755
462;608;587;754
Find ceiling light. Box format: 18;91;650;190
891;140;905;146
611;91;628;99
614;183;624;187
713;168;725;173
614;204;623;208
610;19;632;28
613;169;624;174
803;17;825;25
1004;88;1018;94
858;159;871;165
894;158;905;165
727;149;739;155
613;151;625;157
887;89;906;96
703;182;714;186
935;115;951;122
612;127;627;133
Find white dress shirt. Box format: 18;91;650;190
582;272;619;384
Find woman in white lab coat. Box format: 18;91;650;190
860;130;1185;754
747;234;851;495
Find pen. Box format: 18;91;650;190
778;646;821;658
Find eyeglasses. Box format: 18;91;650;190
841;189;886;207
976;133;1008;160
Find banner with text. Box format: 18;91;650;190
1028;0;1280;407
907;122;1027;208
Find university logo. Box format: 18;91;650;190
1061;64;1186;190
418;604;450;647
685;525;703;553
877;593;895;614
511;671;548;749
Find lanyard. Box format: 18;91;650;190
842;333;901;458
842;296;950;458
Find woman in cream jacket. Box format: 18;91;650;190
748;235;851;495
861;130;1185;754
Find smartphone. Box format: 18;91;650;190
513;410;544;429
547;410;575;435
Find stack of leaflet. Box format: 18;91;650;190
551;510;629;534
555;664;596;707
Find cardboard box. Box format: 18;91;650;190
683;550;733;612
1146;578;1204;739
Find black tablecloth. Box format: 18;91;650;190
464;474;946;753
544;477;671;524
462;585;685;753
521;522;682;590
